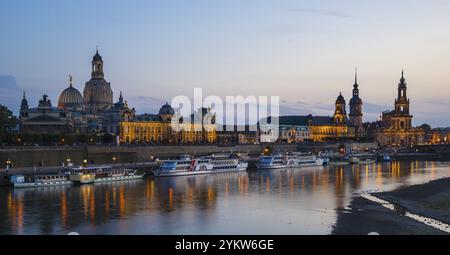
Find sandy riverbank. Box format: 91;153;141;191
332;196;447;235
333;177;450;235
374;177;450;226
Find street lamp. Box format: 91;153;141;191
83;159;88;168
6;159;12;172
112;156;117;164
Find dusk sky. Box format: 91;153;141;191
1;0;450;126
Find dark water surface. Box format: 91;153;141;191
1;161;449;235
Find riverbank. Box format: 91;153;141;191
332;196;447;235
333;177;450;235
0;142;378;168
374;177;450;226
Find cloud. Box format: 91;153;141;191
290;8;352;18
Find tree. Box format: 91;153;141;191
0;105;18;143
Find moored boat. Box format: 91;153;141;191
153;156;214;177
203;154;248;173
11;174;72;189
153;154;249;177
257;153;325;170
69;166;145;184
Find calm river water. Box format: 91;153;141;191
1;160;450;235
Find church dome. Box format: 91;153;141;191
159;102;175;115
336;93;346;104
58;84;83;110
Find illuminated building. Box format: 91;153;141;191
376;71;425;147
259;92;355;143
426;128;450;145
119;104;217;144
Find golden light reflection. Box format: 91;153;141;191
90;188;95;223
105;191;110;217
321;170;329;191
301;175;305;191
188;186;194;205
431;162;436;179
61;191;67;228
207;187;215;203
119;185;126;217
376;163;383;187
365;165;369;186
168;187;174;209
82;186;89;219
17;197;24;234
112;187;117;207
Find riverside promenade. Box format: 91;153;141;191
0;142;378;169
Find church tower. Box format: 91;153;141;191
20;91;29;118
393;70;412;130
395;70;410;115
334;92;347;125
91;49;104;79
349;69;363;127
83;49;114;113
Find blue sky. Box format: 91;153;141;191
1;0;450;126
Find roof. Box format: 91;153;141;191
259;115;334;126
135;114;162;122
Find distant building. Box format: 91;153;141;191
376;71;425;147
19;94;73;134
349;70;365;138
119;104;217;144
426;128;450;145
217;125;259;146
83;49;114;112
20;50;135;136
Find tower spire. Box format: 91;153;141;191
354;67;358;85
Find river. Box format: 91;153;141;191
1;160;449;235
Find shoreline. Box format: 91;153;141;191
373;177;450;226
333;177;450;235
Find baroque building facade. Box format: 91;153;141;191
259;91;355;143
19;94;73;134
19;50;135;136
376;71;425;147
119;104;217;144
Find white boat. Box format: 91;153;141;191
257;153;325;170
153;156;214;177
69;166;145;184
256;154;287;170
203;154;249;173
153;154;248;177
11;174;72;189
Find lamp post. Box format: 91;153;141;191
6;159;12;173
112;156;117;165
83;159;88;168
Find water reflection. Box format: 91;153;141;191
1;161;450;235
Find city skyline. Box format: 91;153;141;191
1;0;450;127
